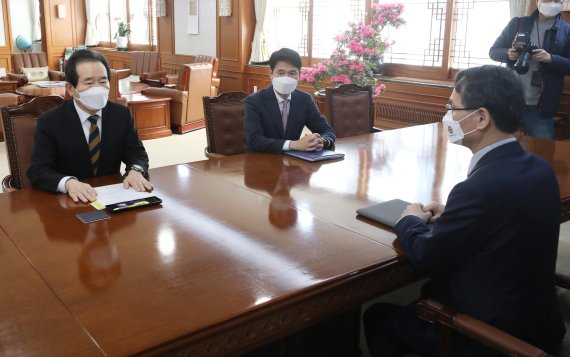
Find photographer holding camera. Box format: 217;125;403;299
490;0;570;139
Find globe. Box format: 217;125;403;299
15;35;32;51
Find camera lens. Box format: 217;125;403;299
514;52;531;74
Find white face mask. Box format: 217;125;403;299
75;86;109;111
441;110;478;144
539;2;562;18
272;76;298;95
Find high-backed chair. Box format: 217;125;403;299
142;63;213;134
160;55;220;96
202;92;248;159
325;84;377;138
119;51;164;87
1;96;65;191
9;52;65;87
129;51;161;76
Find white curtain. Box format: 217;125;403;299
249;0;272;63
85;0;99;46
510;0;531;18
32;0;41;41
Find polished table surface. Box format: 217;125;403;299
0;168;404;356
1;123;568;356
15;83;66;97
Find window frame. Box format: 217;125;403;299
97;0;157;52
299;0;505;81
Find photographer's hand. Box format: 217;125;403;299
533;49;552;63
507;48;518;61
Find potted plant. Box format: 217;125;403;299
114;21;131;51
300;3;405;96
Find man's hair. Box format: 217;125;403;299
65;49;111;87
455;65;523;133
269;48;302;71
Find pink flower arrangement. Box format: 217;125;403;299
301;3;405;93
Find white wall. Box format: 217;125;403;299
174;0;216;56
9;0;35;53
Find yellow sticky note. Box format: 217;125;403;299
90;201;106;210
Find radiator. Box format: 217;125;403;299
375;103;445;129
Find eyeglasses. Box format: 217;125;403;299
445;104;479;113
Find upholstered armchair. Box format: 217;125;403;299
126;51;164;85
9;52;65;87
160;55;220;96
109;69;129;106
142;63;213;134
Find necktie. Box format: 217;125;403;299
281;99;289;132
88;115;101;176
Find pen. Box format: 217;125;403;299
113;200;149;211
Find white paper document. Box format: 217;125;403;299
90;183;159;209
36;81;66;87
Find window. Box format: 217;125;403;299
94;0;158;50
381;0;510;75
266;0;510;79
270;0;367;66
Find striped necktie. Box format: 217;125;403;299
88;115;101;176
281;99;289;132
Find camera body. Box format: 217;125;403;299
512;32;538;74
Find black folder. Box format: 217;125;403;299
284;150;344;162
356;199;411;228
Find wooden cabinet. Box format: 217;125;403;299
122;93;172;140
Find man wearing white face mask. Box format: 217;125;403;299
244;48;335;153
28;49;151;203
364;66;564;356
490;0;570;140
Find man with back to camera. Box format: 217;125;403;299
28;49;152;203
244;48;336;153
363;65;564;356
489;0;570;140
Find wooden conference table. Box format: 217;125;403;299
1;123;568;356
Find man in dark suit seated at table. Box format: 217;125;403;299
363;65;565;356
28;49;152;203
244;48;336;153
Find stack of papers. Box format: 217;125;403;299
90;183;160;210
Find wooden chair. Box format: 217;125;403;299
416;271;570;356
325;84;378;138
1;96;65;191
202;92;248;159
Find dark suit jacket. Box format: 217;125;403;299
244;85;336;153
395;141;565;353
28;100;149;193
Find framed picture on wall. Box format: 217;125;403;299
219;0;231;16
187;0;199;34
